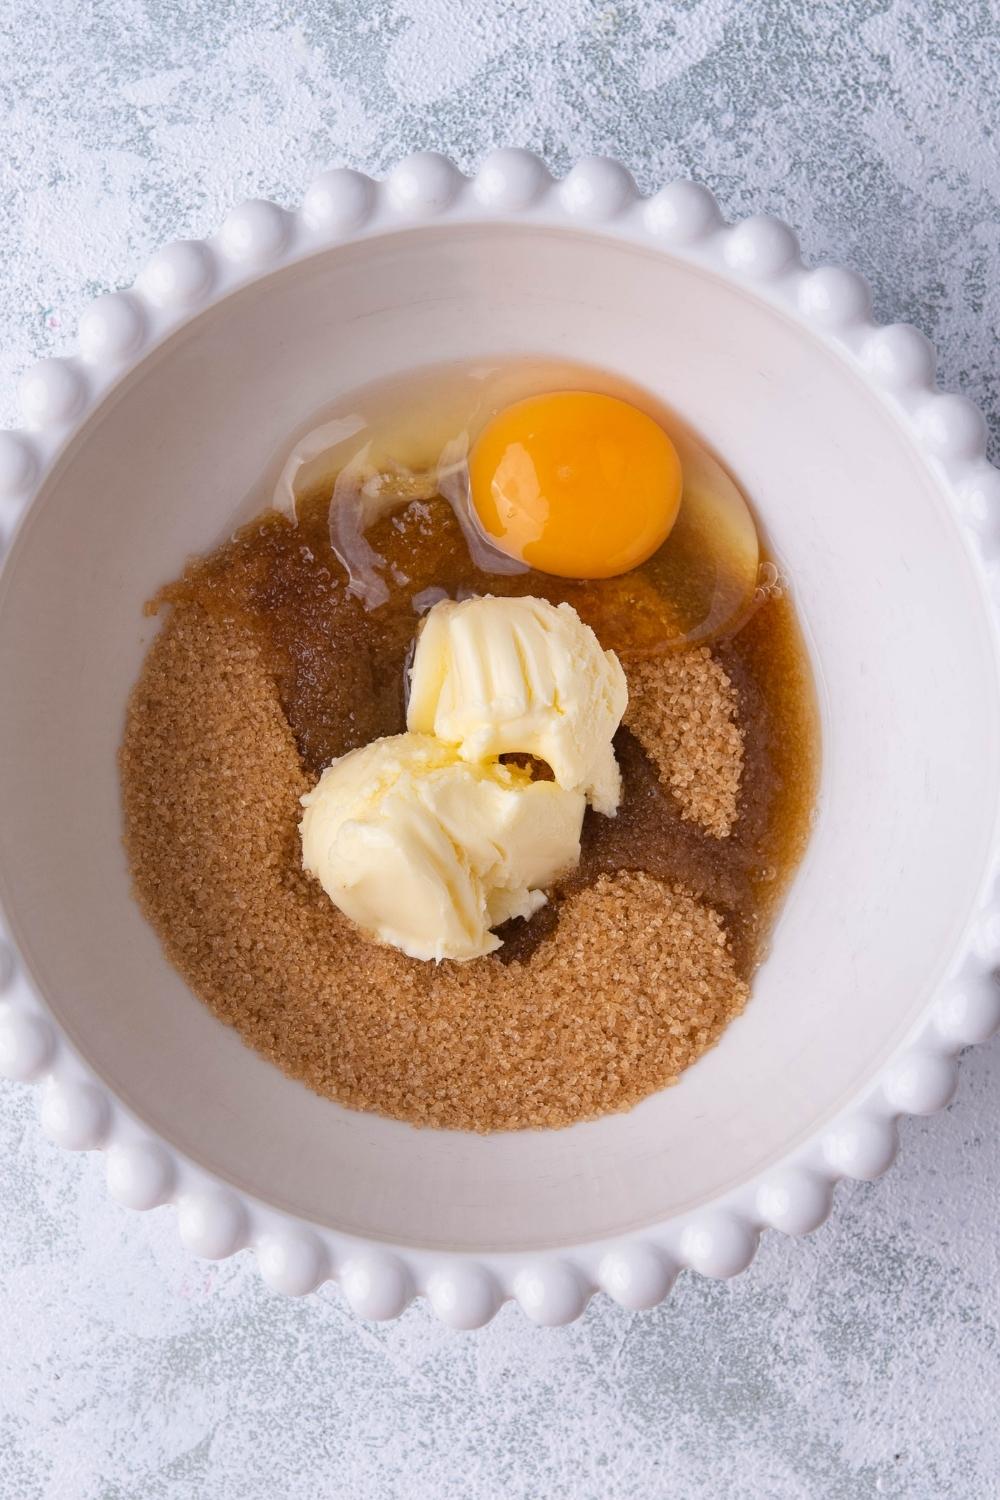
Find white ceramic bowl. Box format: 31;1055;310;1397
0;152;998;1328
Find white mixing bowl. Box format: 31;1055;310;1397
0;152;998;1327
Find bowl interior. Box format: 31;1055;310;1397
1;224;997;1253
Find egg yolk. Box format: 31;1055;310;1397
468;391;683;579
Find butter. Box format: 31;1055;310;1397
300;733;584;961
407;595;628;814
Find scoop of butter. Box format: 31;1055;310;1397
300;733;584;961
407;595;628;814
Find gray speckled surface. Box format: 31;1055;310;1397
1;3;999;1496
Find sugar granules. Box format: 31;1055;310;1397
120;605;749;1131
625;648;743;838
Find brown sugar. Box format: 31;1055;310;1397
625;649;743;838
121;604;752;1130
120;478;818;1133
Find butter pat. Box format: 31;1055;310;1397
407;595;628;814
300;733;584;961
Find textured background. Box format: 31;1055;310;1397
1;2;999;1497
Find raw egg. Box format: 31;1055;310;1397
565;427;763;656
468;391;683;579
291;360;763;656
